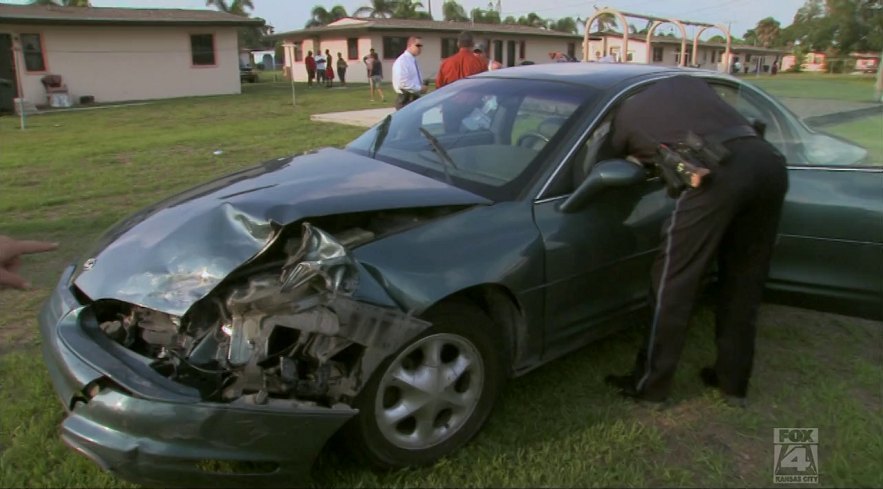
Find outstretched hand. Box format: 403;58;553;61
0;235;58;290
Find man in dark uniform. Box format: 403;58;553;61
605;75;789;406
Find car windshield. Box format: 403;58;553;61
346;78;599;201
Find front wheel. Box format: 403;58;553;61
345;301;505;468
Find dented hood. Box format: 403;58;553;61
73;148;490;316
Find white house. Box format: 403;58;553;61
0;4;262;111
273;17;584;85
586;32;786;73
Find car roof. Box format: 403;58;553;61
472;62;719;90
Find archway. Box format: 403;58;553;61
694;24;732;71
645;20;688;66
583;7;630;62
581;8;733;72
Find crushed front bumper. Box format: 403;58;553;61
39;265;358;488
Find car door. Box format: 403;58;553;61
532;100;672;356
711;80;883;319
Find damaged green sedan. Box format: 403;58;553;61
39;63;882;487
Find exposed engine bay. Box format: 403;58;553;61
90;208;464;407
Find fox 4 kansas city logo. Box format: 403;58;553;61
773;428;819;484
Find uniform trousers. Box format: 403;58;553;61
634;136;789;401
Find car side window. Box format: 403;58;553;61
712;82;875;167
539;110;619;198
712;83;790;157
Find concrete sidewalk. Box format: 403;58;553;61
311;107;394;128
310;98;880;129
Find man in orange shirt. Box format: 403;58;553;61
435;31;487;88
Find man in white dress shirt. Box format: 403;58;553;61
391;36;428;110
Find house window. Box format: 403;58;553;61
21;33;46;72
190;34;215;66
347;38;358;60
653;46;664;62
519;41;525;59
441;37;458;58
567;42;575;60
382;36;408;59
294;43;303;62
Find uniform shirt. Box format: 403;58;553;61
436;48;487;88
392;50;423;94
611;75;750;162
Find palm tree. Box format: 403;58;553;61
442;0;468;22
205;0;254;15
590;12;617;32
517;13;545;28
549;17;578;34
754;17;781;48
306;5;349;27
471;8;500;24
394;0;431;19
353;0;399;19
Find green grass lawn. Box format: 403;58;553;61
827;115;883;163
1;77;881;488
742;73;881;102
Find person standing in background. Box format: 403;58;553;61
315;51;327;85
474;43;502;71
392;36;428;110
305;51;316;87
435;31;486;88
364;50;385;102
337;52;348;87
324;50;334;88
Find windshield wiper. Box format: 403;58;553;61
371;114;392;158
418;127;458;183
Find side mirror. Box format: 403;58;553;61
559;158;646;213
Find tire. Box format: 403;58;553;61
344;300;506;468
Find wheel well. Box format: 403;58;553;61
426;285;526;377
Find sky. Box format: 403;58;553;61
5;0;809;38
